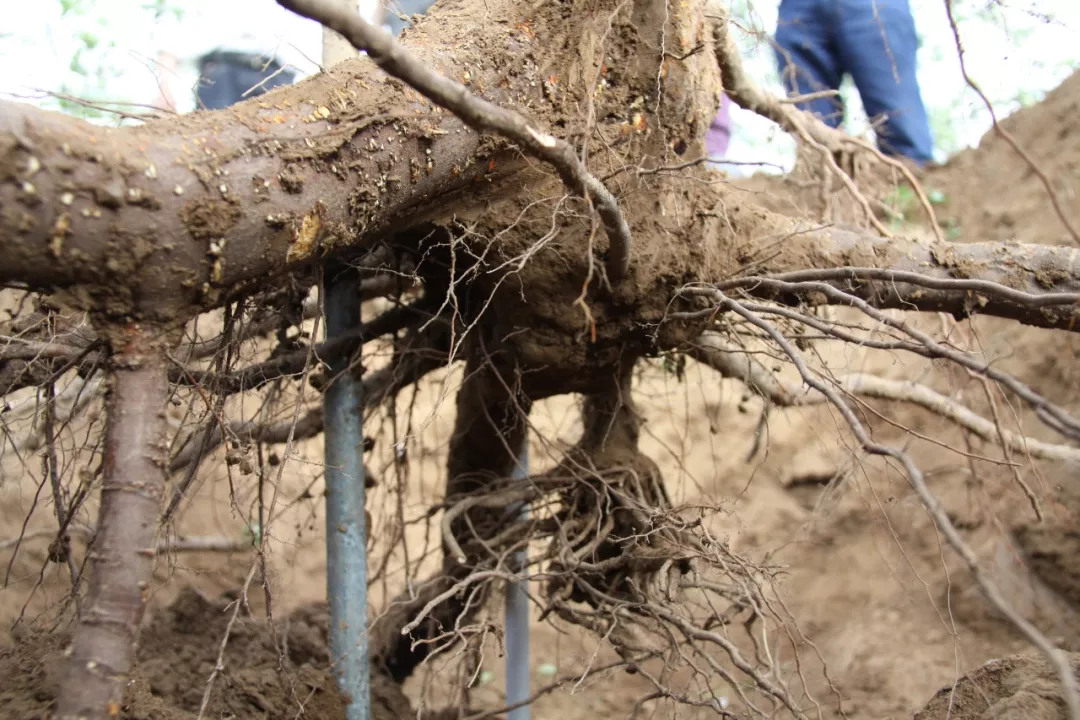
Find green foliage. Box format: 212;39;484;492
660;354;686;382
884;185;949;232
8;0;183;122
944;216;962;241
59;0;85;16
243;521;263;546
142;0;184;21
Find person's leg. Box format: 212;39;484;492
835;0;934;163
237;63;296;99
195;59;240;110
773;0;845;127
196;58;295;110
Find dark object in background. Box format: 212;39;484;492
195;50;296;110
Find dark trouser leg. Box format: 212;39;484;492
196;58;295;111
195;61;240;111
835;0;934;163
774;0;844;128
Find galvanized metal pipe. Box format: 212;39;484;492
505;441;531;720
323;264;370;720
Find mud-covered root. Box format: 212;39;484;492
443;353;532;564
543;494;814;718
367;348;533;691
524;366;813;717
543;368;694;609
537;369;685;617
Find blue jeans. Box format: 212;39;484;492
774;0;934;163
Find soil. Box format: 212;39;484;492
2;57;1080;720
0;588;348;720
923;70;1080;412
915;653;1080;720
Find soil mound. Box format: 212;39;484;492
927;70;1080;248
914;71;1080;720
916;653;1080;720
926;71;1080;408
0;587;354;720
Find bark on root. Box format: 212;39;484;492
55;330;170;718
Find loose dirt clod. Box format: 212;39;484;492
917;653;1080;720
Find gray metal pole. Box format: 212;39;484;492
505;441;530;720
323;264;370;720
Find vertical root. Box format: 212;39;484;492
444;352;531;565
55;330;170;719
374;349;531;684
